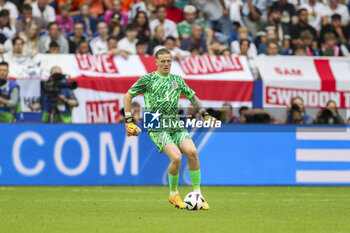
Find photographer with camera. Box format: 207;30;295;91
280;96;313;124
0;61;20;123
314;100;345;125
29;66;78;123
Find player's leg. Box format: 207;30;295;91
149;131;185;209
178;139;200;192
178;137;210;210
163;142;182;194
163;143;186;209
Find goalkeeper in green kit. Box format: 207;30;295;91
123;48;217;210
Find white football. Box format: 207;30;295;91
184;192;204;210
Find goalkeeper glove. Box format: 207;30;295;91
202;112;218;125
125;116;142;137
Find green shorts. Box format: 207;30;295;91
149;130;191;152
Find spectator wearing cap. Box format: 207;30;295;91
47;41;60;54
89;21;109;54
104;0;128;27
154;36;190;59
15;4;47;36
117;24;139;54
270;0;297;25
39;22;69;53
0;0;18;25
241;0;272;38
67;21;87;54
231;27;257;58
31;0;56;23
147;24;164;54
290;9;317;47
299;0;327;33
165;0;184;23
131;11;151;42
0;9;15;39
177;5;214;51
108;12;125;40
56;3;73;35
73;4;97;37
180;23;207;54
192;0;232;44
324;0;349;26
150;4;179;45
257;6;291;52
130;0;155;21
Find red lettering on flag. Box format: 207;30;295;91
265;86;350;108
179;56;244;75
86;100;120;123
274;67;302;76
75;55;118;73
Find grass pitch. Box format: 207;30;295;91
0;186;350;233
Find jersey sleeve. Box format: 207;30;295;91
179;76;195;100
128;74;150;96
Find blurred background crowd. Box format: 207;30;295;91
0;0;349;57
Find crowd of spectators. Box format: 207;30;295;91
0;0;348;57
125;96;349;125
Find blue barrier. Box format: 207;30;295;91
0;124;349;185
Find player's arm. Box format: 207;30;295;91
123;91;141;136
189;95;217;123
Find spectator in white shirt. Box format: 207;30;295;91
150;4;179;45
39;22;69;53
31;0;56;23
0;9;15;39
299;0;327;32
118;24;138;54
0;0;18;25
89;21;109;54
324;0;349;25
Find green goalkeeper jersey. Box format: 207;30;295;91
128;71;195;131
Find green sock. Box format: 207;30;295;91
168;173;179;192
189;169;201;191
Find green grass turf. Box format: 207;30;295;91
0;186;350;233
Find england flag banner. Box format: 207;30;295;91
3;54;254;123
255;56;350;109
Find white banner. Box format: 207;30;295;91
255;56;350;109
